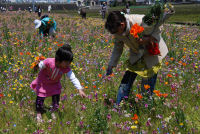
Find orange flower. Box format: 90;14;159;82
19;52;23;55
102;66;106;70
136;94;143;99
82;53;86;56
161;93;168;98
130;23;144;38
48;47;52;51
167;74;172;78
105;40;108;42
182;63;186;66
131;114;138;120
194;51;198;55
156;93;162;97
57;43;64;47
85;86;88;89
98;74;102;78
81;83;84;86
165;62;169;66
26;52;31;55
171;87;176;91
183;48;186;51
153;90;160;94
30;62;37;69
39;56;45;60
179;61;183;64
35;56;39;61
93;85;96;88
170;57;174;61
182;56;186;59
110;73;115;77
144;84;150;90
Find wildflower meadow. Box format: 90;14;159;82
0;12;199;133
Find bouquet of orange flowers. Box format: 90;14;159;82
130;23;144;38
47;18;54;28
130;23;160;55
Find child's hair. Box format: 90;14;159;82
55;44;73;63
105;11;126;34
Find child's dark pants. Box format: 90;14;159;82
36;94;60;113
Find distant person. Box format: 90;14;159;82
48;5;51;13
126;3;130;14
28;6;32;13
37;6;42;17
34;15;56;38
79;8;86;19
34;5;37;13
101;2;107;19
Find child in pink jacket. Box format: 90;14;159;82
30;44;86;122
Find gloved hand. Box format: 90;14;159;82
106;66;113;76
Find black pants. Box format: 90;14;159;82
116;71;157;104
38;12;41;17
36;94;60;113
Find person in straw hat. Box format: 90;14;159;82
34;15;56;38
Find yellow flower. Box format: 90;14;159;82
20;75;23;80
8;94;11;97
131;125;137;129
10;101;13;104
134;120;138;124
179;123;183;126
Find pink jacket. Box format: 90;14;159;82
30;58;71;97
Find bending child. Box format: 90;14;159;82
30;44;86;122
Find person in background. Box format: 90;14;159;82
34;15;56;38
48;5;52;13
101;2;107;19
37;5;42;17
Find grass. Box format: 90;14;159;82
0;12;199;133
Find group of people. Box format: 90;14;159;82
32;3;175;122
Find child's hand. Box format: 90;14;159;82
79;89;86;98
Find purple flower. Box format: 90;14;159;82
81;105;86;110
145;104;148;108
124;96;128;99
66;121;71;125
107;114;111;120
80;121;84;128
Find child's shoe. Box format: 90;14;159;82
36;113;43;123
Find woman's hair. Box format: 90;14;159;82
105;11;126;34
55;44;73;63
40;14;49;20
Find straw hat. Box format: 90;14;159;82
34;19;42;29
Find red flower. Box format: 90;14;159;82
0;93;4;98
136;94;143;100
131;114;138;120
147;42;160;55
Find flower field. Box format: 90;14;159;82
0;12;199;133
